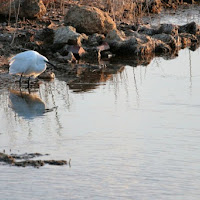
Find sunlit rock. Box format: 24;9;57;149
0;0;46;18
64;5;117;34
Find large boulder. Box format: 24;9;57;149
0;0;46;18
64;5;116;35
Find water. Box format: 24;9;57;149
143;4;200;25
0;47;200;199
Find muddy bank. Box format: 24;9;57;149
0;152;69;168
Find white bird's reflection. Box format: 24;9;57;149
9;90;45;120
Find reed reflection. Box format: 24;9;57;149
9;90;45;120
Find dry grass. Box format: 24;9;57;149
42;0;162;22
77;0;162;22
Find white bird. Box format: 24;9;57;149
9;50;55;88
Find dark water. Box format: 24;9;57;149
1;47;200;199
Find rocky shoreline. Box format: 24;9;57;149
0;1;200;87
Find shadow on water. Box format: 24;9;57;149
8;90;46;120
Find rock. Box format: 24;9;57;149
136;35;156;55
101;51;113;60
119;22;138;32
53;52;69;63
35;28;54;44
56;51;77;63
105;29;125;44
0;0;46;18
0;151;68;168
66;52;77;63
152;34;178;49
64;5;116;34
81;42;110;62
138;24;158;36
0;33;12;43
179;33;198;48
154;39;172;53
38;71;55;79
109;34;155;56
63;45;86;58
21;0;46;18
158;24;178;35
80;48;101;63
87;33;105;46
96;42;110;52
179;22;200;35
54;26;85;46
44;160;67;165
0;152;15;164
132;32;153;44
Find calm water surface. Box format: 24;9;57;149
142;4;200;26
0;47;200;199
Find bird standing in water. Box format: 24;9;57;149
9;50;55;88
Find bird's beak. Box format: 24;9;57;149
45;61;56;68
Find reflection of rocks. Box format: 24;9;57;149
56;64;124;92
9;90;45;119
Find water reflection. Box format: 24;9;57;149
9;90;45;120
65;65;125;92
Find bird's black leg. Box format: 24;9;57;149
19;73;23;87
27;76;31;89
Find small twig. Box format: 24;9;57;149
8;0;12;26
10;0;21;46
